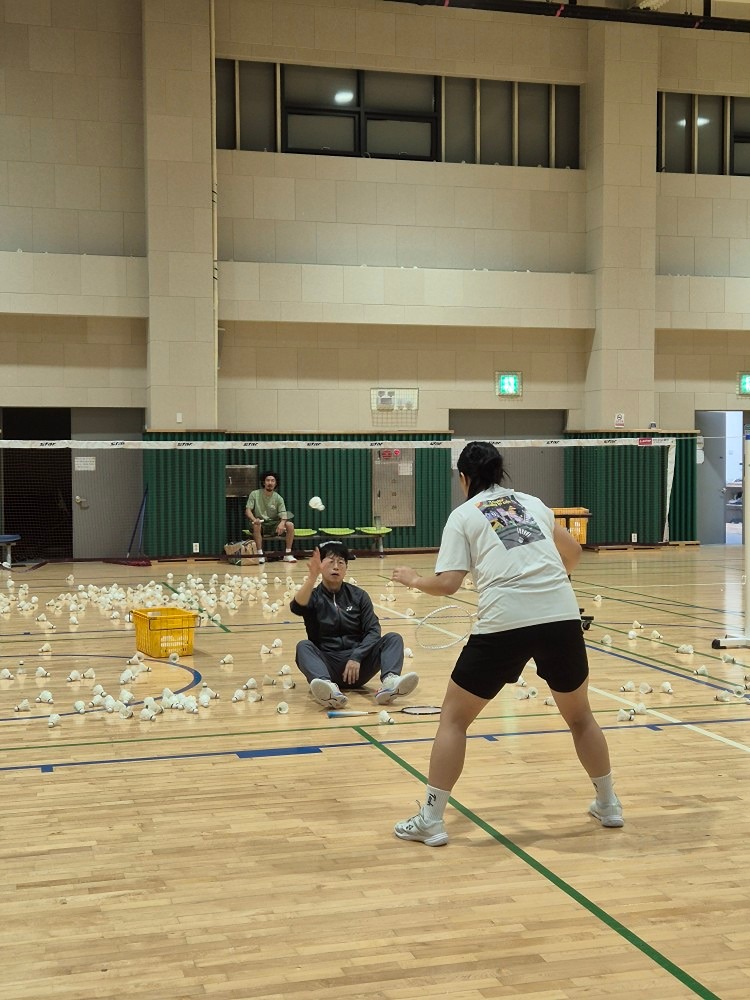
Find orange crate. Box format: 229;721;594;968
131;607;199;658
551;507;590;545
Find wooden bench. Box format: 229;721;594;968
237;527;393;560
0;534;21;568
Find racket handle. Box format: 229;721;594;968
327;709;370;718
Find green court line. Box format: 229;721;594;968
357;726;720;1000
162;581;231;633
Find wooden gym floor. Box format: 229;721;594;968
0;546;748;1000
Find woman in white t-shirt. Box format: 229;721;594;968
391;441;623;847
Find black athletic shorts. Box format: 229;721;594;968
451;618;589;700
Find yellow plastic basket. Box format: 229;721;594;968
131;607;199;658
551;508;590;545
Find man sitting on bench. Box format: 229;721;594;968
246;471;296;564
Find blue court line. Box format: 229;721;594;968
4;714;750;775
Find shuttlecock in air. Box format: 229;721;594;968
694;665;708;676
676;644;694;655
308;496;325;511
220;654;234;665
617;708;635;722
378;710;394;724
276;702;289;714
601;635;612;646
660;681;673;694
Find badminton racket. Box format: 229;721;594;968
415;605;477;650
327;705;442;718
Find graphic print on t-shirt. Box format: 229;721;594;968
476;495;545;550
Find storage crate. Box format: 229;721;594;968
131;607;199;658
551;507;591;545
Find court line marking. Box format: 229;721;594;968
357;726;721;1000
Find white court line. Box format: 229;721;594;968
589;684;750;754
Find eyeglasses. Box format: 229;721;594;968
323;556;347;567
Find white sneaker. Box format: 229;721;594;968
589;797;624;828
282;553;297;563
375;671;419;705
257;554;265;564
394;805;448;846
310;678;348;709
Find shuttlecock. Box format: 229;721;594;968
308;496;325;511
247;691;263;703
516;690;531;700
733;686;745;698
601;635;612;645
126;655;140;666
404;608;415;617
721;653;735;663
36;690;54;704
527;686;538;697
82;668;96;679
119;669;134;685
627;630;638;640
119;689;135;705
715;690;732;703
620;681;635;692
404;647;414;658
73;700;86;714
593;595;602;604
633;703;647;715
39;643;52;653
220;654;234;665
168;652;180;663
119;707;134;719
543;697;556;706
516;677;527;687
0;667;14;680
660;681;673;694
198;691;212;708
48;714;61;728
651;630;663;640
14;699;30;712
271;638;282;649
262;674;276;686
676;644;694;655
91;684;105;696
276;702;289;714
378;710;394;724
638;682;652;694
66;575;74;584
201;683;219;699
66;670;82;682
242;677;257;690
617;708;634;721
231;688;246;702
260;644;271;655
69;615;78;625
139;707;156;721
278;664;292;675
282;677;295;690
694;665;708;676
36;613;47;622
632;620;642;629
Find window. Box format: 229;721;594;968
214;59;580;171
658;91;748;177
732;97;750;176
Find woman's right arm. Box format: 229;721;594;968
553;523;582;573
391;567;466;596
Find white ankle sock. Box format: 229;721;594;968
592;772;616;805
423;785;450;823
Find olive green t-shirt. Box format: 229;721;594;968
246;489;287;522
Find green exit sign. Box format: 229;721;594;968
738;373;750;396
495;372;523;397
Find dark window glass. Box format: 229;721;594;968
479;80;512;165
555;85;579;169
286;113;356;153
366;118;433;158
697;95;723;175
444;77;475;163
664;92;692;173
215;59;236;149
733;96;750;133
518;83;549;167
732;97;750;176
364;71;435;114
239;62;276;152
284;66;358;109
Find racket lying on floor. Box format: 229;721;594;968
415;605;477;650
327;705;442;718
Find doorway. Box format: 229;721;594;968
695;411;745;545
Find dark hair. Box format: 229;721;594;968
456;441;507;499
318;540;350;563
260;471;279;487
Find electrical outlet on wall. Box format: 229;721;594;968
193;542;200;553
631;533;638;543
